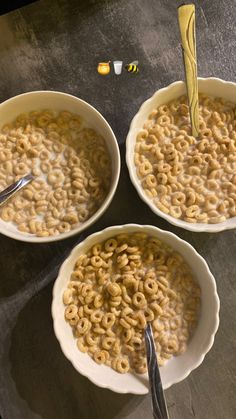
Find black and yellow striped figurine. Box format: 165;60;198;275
125;60;139;74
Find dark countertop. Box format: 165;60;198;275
0;1;236;418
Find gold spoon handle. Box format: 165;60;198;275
178;4;199;137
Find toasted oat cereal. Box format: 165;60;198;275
0;110;111;236
63;233;200;373
135;94;236;223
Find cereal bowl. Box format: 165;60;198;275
52;224;220;394
0;91;120;242
126;78;236;232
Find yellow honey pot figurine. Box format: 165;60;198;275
97;62;111;75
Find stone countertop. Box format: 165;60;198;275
0;1;236;418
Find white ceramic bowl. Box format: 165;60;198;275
126;77;236;232
52;224;220;394
0;91;120;242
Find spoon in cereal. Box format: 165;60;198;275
0;173;35;206
144;324;169;419
178;3;199;137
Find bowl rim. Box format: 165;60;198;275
126;77;236;233
0;90;121;243
51;223;220;394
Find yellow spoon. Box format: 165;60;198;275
178;4;199;137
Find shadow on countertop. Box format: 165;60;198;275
0;0;38;16
8;282;145;419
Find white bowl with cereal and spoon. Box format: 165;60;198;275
126;77;236;232
0;91;120;242
52;224;220;394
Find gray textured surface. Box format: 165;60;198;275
0;0;236;418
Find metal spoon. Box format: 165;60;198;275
0;173;35;206
178;3;199;137
144;324;169;419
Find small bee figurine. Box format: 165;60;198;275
125;60;139;74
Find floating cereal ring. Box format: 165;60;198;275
91;255;103;268
47;169;65;185
40;149;51;160
63;289;73;305
13;210;27;224
115;244;128;254
130;336;143;350
78;208;89;222
68;155;81;167
107;282;121;297
144;307;155;321
58;222;71;233
205;195;218;210
53;141;64;153
188;166;201;176
144;277;158;295
0;206;15;221
14;196;28;210
93;294;104;309
102;312;116;329
104;238;117;252
201;128;212;138
206;180;219;190
77;338;88;353
175;139;189;151
136;129;149;142
172;192;185;206
172;163;183;176
159;104;169;114
156;173;167;185
186;190;196;206
34;191;47;201
102;336;116;350
169;205;182;218
138;161;153;176
16;138;30;154
185;205;199;218
14;162;29;175
93;350;108;364
145;174;157;188
166;338;179;353
0;150;12;161
65;304;77;320
37;114;52;127
191;176;204;189
132;292;146;309
116;254;129;268
156;162;171;173
132;356;147;374
1;161;13;175
90;310;103;323
178;173;191;185
189;155;202;165
165;150;177;162
29;132;43;145
76;317;91;335
85;333;99;346
114;357;129;373
157;115;171;126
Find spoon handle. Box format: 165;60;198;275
178;4;199;137
0;173;34;206
145;324;169;419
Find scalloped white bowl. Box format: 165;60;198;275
126;78;236;232
52;224;220;394
0;91;120;242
